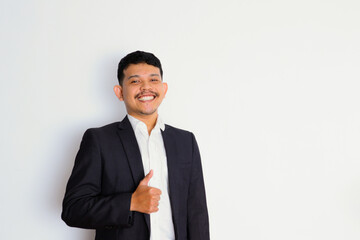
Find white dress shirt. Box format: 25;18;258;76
128;114;175;240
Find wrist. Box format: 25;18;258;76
130;193;136;211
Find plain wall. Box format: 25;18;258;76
1;0;360;239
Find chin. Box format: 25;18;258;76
140;109;157;116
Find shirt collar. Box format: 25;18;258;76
127;114;165;133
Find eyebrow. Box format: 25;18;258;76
127;73;160;80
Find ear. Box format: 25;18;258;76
162;82;168;97
113;85;124;101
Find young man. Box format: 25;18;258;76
62;51;209;240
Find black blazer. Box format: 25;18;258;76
62;116;209;240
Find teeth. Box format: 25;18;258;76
139;96;154;101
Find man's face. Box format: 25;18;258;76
114;63;168;119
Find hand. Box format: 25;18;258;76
130;170;162;214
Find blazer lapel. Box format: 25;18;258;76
161;127;180;238
117;116;150;231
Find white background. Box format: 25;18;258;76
1;0;360;239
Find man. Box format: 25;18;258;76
61;51;209;240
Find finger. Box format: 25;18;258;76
139;169;153;186
149;187;162;195
150;207;159;213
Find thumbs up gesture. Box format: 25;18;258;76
130;170;162;214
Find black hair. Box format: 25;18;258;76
117;50;163;85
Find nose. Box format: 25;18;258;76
140;80;152;91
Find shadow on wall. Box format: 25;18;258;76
54;54;127;239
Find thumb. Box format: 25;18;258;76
139;169;153;186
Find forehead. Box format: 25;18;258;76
123;63;161;77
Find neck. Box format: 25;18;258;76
129;112;158;134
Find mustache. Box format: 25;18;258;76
135;91;159;99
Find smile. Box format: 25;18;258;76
138;95;155;101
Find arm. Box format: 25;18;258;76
61;129;133;229
61;129;161;229
187;133;210;239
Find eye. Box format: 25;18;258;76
130;79;139;84
151;78;159;82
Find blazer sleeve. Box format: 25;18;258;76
187;133;210;239
61;129;133;229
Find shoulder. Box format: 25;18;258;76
163;124;197;143
82;122;121;143
164;124;193;135
93;122;121;131
163;124;201;157
85;122;120;134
